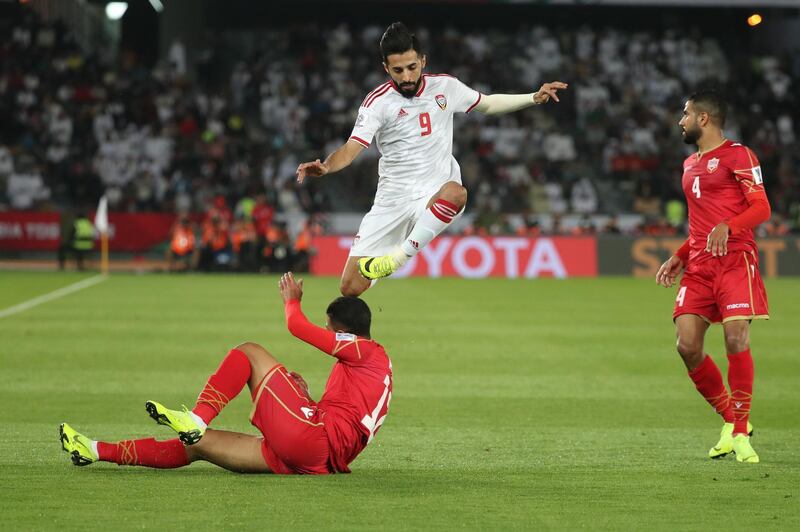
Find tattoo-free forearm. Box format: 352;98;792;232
322;140;364;174
476;93;539;115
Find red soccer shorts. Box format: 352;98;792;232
249;365;332;475
673;249;769;324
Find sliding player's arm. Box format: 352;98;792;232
279;273;364;363
296;140;365;184
474;81;568;115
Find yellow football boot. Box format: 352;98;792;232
358;254;404;280
709;421;754;459
145;400;206;445
732;434;760;463
59;423;98;466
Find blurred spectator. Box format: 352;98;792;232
231;214;258;272
198;215;232;271
603;216;622;234
262;222;292;272
167;215;196;272
633;181;662;217
1;6;798;237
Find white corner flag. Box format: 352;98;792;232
94;195;109;275
94;195;108;235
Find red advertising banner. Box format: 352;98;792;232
310;236;598;278
0;211;176;252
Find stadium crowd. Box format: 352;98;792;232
1;7;799;237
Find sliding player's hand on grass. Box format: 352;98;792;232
279;272;304;302
655;255;684;288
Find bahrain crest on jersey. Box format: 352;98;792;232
435;94;447;110
707;157;719;173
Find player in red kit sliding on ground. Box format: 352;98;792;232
60;272;392;474
656;91;770;463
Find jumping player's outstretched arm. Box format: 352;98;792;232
296;140;365;184
474;81;568;115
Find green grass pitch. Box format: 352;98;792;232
1;271;798;530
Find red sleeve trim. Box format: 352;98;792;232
349;136;370;148
726;195;771;235
466;93;482;113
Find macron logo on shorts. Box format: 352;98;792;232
726;303;751;310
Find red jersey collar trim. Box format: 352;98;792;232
415;75;427;97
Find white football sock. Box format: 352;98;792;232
189;411;208;429
398;200;460;260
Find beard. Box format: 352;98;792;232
396;78;421;98
682;127;701;145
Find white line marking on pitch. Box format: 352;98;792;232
0;274;108;319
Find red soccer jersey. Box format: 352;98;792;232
681;140;765;263
284;299;393;473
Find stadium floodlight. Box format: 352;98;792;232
105;2;128;21
747;14;763;27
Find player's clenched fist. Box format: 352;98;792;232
296;159;329;184
534;81;568;104
655;255;685;288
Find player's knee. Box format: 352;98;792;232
235;341;268;360
340;279;365;297
443;183;468;209
724;334;749;354
676;337;703;361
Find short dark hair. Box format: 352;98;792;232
380;22;422;62
327;296;372;338
688;90;728;127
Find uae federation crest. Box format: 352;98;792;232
435;94;447;110
707;157;719;173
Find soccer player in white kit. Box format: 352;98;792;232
296;22;567;296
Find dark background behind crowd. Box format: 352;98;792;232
1;1;798;247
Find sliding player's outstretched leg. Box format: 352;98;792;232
359;182;466;280
59;423;190;468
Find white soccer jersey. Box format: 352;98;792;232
350;74;481;207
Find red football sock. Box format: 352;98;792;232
97;438;189;468
727;349;754;435
192;348;251;425
688;354;734;423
